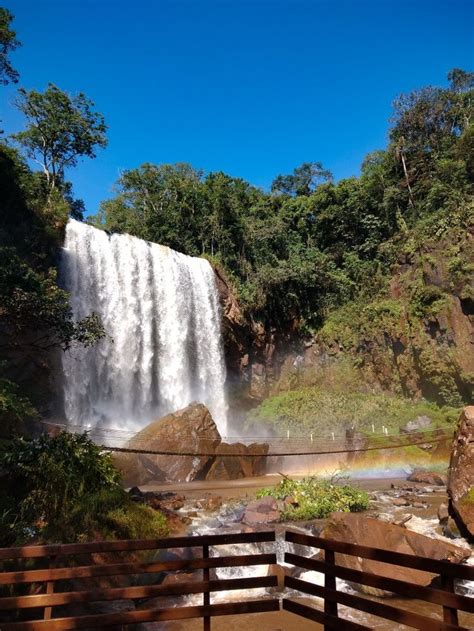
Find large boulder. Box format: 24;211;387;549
407;470;447;486
205;442;268;481
401;415;432;433
114;403;221;485
447;406;474;541
320;513;470;597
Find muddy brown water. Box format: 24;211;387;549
139;476;474;630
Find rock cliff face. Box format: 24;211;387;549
213;265;299;410
215;234;474;409
448;406;474;541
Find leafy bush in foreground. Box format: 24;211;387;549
0;431;168;545
257;476;370;521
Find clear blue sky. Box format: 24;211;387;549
2;0;473;215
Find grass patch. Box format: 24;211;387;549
248;386;460;437
256;475;370;521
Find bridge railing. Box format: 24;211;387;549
283;529;474;631
0;531;278;630
1;529;473;630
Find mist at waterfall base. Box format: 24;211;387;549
60;219;228;436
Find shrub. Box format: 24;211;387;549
0;431;168;544
257;476;370;520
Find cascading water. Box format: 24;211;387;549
60;219;228;435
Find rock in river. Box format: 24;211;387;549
320;512;470;597
113;403;220;485
113;403;269;486
205;441;268;481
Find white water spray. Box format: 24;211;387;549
60;219;228;434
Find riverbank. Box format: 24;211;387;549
141;474;409;500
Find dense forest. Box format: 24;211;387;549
91;69;473;330
0;4;473;436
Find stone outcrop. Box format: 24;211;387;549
114;403;269;486
242;496;280;525
206;441;268;481
447;406;474;541
401;415;432;433
113;403;220;485
407;470;447;486
320;513;470;597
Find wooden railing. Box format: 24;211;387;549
0;531;278;630
283;530;474;631
1;529;473;630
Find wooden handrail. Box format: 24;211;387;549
1;529;472;630
0;531;278;630
0;553;276;585
0;600;280;630
284;529;473;631
285;529;474;580
285;576;469;631
283;599;371;630
284;552;474;612
0;576;278;610
0;530;276;560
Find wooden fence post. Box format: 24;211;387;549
324;548;338;630
43;554;56;620
203;544;210;631
441;575;459;625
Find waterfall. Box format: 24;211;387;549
60;219;228;435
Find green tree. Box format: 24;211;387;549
93;163;204;254
12;84;107;194
201;171;258;258
448;68;474;93
0;247;105;353
271;161;333;196
0;7;20;85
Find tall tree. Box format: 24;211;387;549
271;162;333;196
0;7;20;85
12;84;107;194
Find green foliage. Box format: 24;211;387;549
271;161;333;196
0;372;37;435
0;432;168;544
408;283;447;318
248;386;460;436
12;84;107;194
59;488;169;542
0;139;107;432
460;487;474;506
0;246;106;351
104;501;169;540
93;69;473;334
0;432;121;522
256;476;370;520
0;7;20;86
